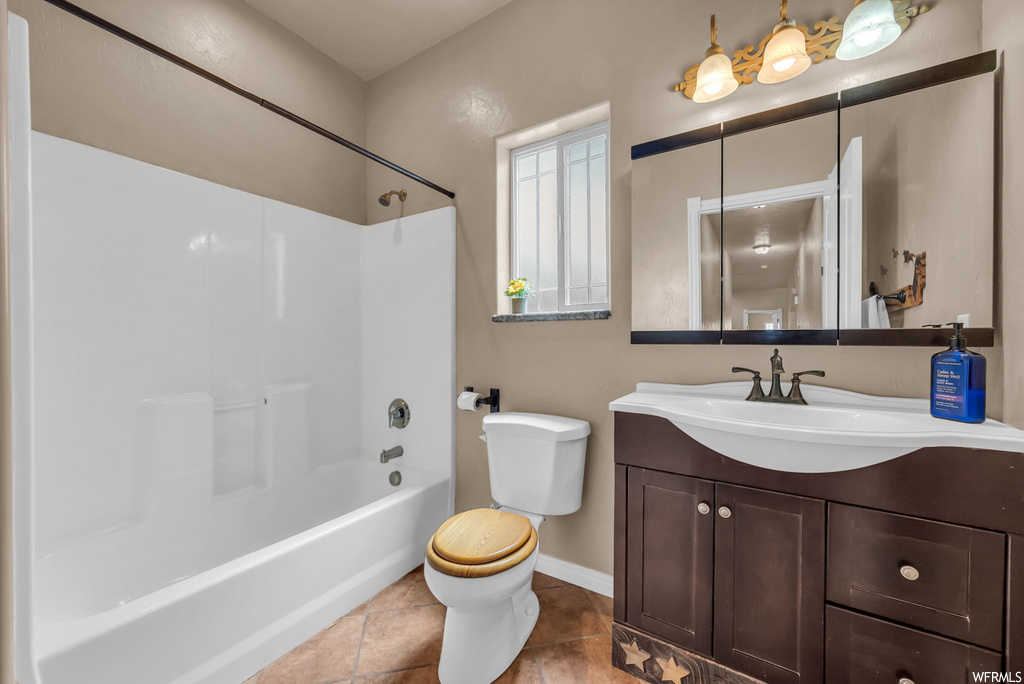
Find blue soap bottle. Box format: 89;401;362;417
930;323;986;423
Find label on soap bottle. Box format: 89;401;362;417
933;358;967;414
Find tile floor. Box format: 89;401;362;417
243;566;643;683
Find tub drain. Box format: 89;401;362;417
389;470;402;486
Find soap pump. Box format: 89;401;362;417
930;322;986;423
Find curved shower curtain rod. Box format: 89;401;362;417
41;0;457;200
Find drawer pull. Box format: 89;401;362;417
697;502;711;515
718;506;732;519
898;678;915;684
899;565;920;581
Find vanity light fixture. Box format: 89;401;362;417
837;0;929;60
693;15;740;103
758;0;812;84
674;0;931;102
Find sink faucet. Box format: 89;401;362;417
732;349;825;405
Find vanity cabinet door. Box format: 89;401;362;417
626;467;715;655
713;484;826;684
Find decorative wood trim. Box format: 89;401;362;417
840;50;997;109
721;329;838;345
612;623;765;684
839;327;995;347
614;464;628;621
630;331;722;345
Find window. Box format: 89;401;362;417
511;121;609;312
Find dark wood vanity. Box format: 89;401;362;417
612;412;1024;684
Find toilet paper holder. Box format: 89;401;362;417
464;386;500;413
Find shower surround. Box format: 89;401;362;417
11;125;455;682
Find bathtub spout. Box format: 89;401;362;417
380;446;404;463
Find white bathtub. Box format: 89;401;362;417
34;463;450;684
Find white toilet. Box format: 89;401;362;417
424;412;590;684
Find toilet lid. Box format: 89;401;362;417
431;508;533;565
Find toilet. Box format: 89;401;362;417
424;412;590;684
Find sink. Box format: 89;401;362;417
609;382;1024;473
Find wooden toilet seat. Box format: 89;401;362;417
426;508;538;578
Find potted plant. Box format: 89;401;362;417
505;277;533;314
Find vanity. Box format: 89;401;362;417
609;381;1024;684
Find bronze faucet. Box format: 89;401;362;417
732;349;825;405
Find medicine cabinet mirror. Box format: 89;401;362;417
631;51;997;346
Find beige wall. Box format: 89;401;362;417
1;5;12;683
364;0;1004;576
8;0;369;223
842;76;995;329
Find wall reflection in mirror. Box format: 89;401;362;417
632;139;721;332
840;74;994;330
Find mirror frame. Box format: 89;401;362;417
630;50;997;347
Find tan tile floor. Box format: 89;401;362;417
243;565;642;683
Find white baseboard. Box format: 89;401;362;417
536;554;614;598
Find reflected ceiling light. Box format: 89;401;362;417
837;0;903;60
753;235;772;255
758;0;812;84
693;15;739;103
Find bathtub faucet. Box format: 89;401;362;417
380;446;404;463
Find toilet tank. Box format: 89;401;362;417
482;412;590;516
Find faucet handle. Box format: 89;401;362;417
733;367;765;400
791;370;825;379
787;370;824;406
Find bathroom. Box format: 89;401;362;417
0;0;1022;682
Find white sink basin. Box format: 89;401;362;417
609;382;1024;473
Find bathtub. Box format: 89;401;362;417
33;462;450;684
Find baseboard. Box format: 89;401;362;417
536;554;614;598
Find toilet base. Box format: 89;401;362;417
437;582;540;684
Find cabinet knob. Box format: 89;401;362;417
697;502;711;515
718;506;732;519
898;678;915;684
899;565;920;581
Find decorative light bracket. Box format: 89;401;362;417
674;1;930;100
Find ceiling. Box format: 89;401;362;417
708;199;817;291
242;0;515;80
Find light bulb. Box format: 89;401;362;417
853;26;884;47
704;81;724;96
836;0;903;61
773;56;797;72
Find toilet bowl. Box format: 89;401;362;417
424;413;590;684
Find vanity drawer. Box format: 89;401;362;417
826;606;1001;684
827;503;1005;650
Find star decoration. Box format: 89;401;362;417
656;655;692;684
618;638;650;670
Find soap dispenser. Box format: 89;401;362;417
930;322;986;423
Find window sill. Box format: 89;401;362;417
491;310;611;323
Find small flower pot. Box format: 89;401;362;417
511;297;528;314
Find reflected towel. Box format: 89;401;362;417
861;297;891;329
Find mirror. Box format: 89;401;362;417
839;74;995;333
632;138;721;333
629;52;996;345
721;112;838;334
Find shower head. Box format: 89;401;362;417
378;190;407;207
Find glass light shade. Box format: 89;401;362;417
836;0;903;61
754;244;771;255
757;24;812;84
694;51;738;103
